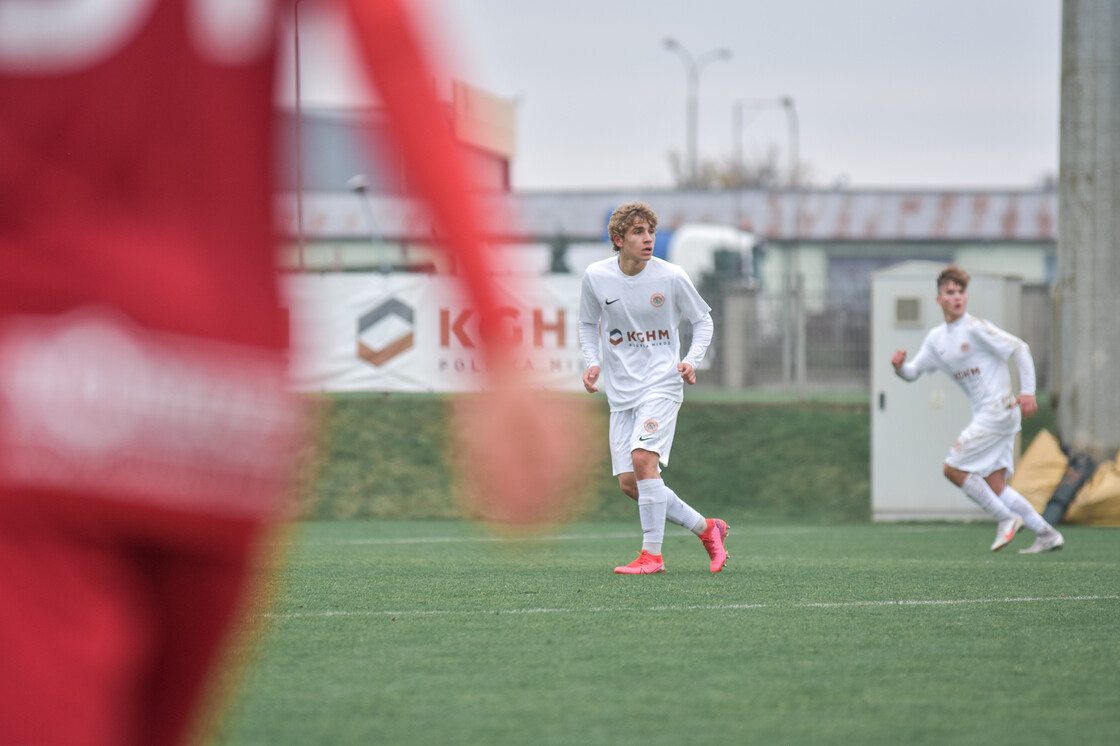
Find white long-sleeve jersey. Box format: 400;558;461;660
896;313;1036;433
579;256;712;411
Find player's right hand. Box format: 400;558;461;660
451;367;599;527
582;365;600;393
891;350;907;370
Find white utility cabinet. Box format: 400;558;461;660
870;261;1023;521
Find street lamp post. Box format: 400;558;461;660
779;96;799;191
731;95;803;391
293;0;305;271
731;96;798;189
777;96;803;393
348;175;393;272
663;38;731;188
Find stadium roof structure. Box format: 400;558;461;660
276;187;1058;244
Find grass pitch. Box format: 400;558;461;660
212;519;1119;746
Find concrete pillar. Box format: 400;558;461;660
1056;0;1120;461
720;283;756;389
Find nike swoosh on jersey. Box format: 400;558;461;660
605;298;620;305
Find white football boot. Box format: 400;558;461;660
990;515;1023;551
1019;530;1065;554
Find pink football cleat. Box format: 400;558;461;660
699;518;729;572
614;550;666;575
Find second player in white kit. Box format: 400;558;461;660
892;265;1064;553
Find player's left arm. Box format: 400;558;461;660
673;267;713;385
680;314;713;384
978;321;1038;416
1012;343;1038;416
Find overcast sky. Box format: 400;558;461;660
285;0;1062;192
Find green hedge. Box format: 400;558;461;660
291;392;1055;524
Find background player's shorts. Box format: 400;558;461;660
608;397;681;475
945;419;1017;478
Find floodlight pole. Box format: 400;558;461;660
1056;0;1120;461
663;39;731;188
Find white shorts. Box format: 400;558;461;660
608;397;681;476
945;420;1017;478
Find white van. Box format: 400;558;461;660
664;223;759;284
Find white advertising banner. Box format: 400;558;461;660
283;273;587;392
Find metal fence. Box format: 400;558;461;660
692;277;1051;395
691;280;866;393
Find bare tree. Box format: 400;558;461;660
668;146;809;190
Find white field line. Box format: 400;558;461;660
263;594;1120;620
293;532;637;546
286;526;818;547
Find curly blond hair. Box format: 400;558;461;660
607;202;658;252
937;264;970;291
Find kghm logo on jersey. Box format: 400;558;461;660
608;328;624;346
650;292;666;307
643;418;659;433
953;366;981;382
620;329;671;344
960;342;970;353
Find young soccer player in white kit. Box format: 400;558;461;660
579;202;729;574
891;265;1064;553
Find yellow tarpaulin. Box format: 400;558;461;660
1009;430;1120;526
1009;430;1067;513
1066;459;1120;526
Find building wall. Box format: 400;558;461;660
275;108;512;194
277;188;1058;393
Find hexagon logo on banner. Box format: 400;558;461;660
357;298;414;367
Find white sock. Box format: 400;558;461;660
960;473;1014;521
637;478;668;555
663;485;706;535
997;485;1053;534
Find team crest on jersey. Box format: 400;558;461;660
642;418;659;433
608;328;624;346
960;342;970;353
650;292;665;307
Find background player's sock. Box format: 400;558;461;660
998;485;1054;534
961;473;1015;521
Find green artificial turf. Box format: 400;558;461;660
210;519;1119;746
